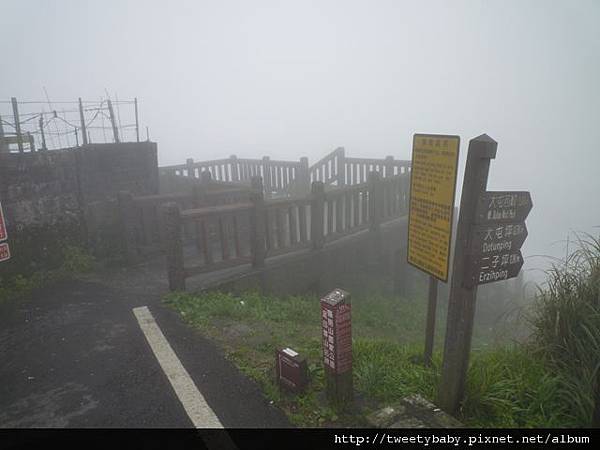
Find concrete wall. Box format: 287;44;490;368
0;142;158;231
0;142;159;276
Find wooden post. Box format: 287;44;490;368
106;99;120;143
186;158;195;178
230;154;239;182
262;156;271;198
250;176;266;268
192;184;208;255
311;181;325;250
438;134;497;414
385;155;395;178
337;147;346;186
200;170;212;185
163;202;185;291
117;191;137;265
368;171;383;232
78;98;88;145
11;97;23;153
424;276;438;366
134;97;140;142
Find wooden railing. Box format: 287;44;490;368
159;155;310;198
163;172;410;291
118;180;254;263
309;147;411;186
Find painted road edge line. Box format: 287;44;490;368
133;306;223;428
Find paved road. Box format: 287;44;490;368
0;259;290;429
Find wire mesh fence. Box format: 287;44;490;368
0;95;145;153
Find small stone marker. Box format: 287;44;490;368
275;347;308;393
321;288;353;405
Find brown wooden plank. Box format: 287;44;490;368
289;205;298;245
219;217;229;260
233;215;241;257
201;220;213;265
299;204;307;243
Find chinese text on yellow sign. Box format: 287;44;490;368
407;134;460;281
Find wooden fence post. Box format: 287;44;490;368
368;171;383;232
186;158;195;178
163;202;185;291
117;191;137;265
250;176;266;268
200;170;212;185
385;155;395;178
299;156;311;196
337;147;346;186
311;181;325;250
230;154;239;182
262;156;272;198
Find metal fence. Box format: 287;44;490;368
0;95;143;153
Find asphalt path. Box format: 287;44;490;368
0;264;290;430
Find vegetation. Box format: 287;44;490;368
164;234;599;428
526;233;600;427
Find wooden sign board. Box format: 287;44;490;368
475;191;532;224
465;249;524;287
275;347;308;393
469;222;527;256
0;201;7;242
407;134;460;282
0;242;10;262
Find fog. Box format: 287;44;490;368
1;0;599;280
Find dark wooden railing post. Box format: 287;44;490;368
337;147;346;186
250;176;266;268
186;158;195;178
117;191;137;265
299;156;311;196
385;155;395;178
230;154;239;182
262;156;272;198
200;170;212;185
163;202;185;291
311;181;325;250
368;171;384;232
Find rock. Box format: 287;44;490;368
366;394;463;428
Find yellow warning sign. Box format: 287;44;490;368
407;134;460;282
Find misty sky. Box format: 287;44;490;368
1;0;599;281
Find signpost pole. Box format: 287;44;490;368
423;276;438;366
437;134;497;414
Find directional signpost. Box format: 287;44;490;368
465;191;532;287
0;200;9;262
438;134;533;414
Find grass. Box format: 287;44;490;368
165;284;582;427
526;233;600;427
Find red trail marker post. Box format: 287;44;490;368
321;288;353;406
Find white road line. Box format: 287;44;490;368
133;306;223;428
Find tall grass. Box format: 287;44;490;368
528;233;600;426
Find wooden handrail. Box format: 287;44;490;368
181;202;254;221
